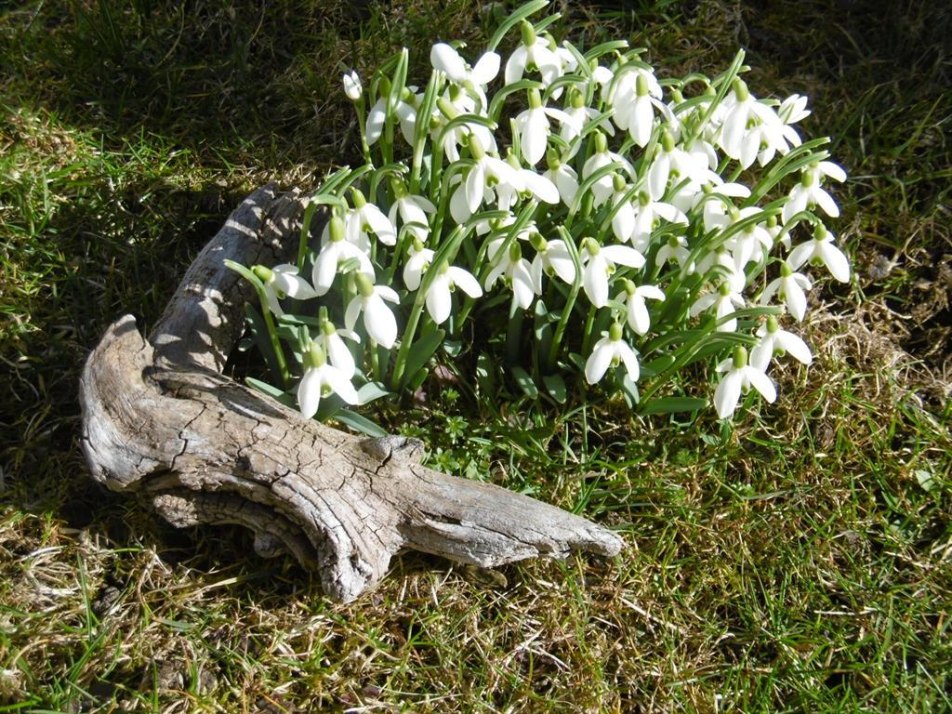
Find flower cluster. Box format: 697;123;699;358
230;0;848;426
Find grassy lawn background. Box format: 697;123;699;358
1;0;949;711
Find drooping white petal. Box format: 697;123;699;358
585;337;615;384
425;275;452;325
364;293;397;348
504;46;529;85
618;342;640;382
714;369;744;419
818;241;851;282
601;244;646;269
471;51;501;85
430;43;467;81
297;369;323;419
746;367;777;403
324;333;356;379
448;266;483;299
324;367;359;405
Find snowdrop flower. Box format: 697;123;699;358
485;238;536;310
719;79;786;169
724;207;774;270
759;262;812;321
750;316;812;372
648;129;711;200
656;234;693;272
403;242;482;324
689;281;745;332
608;66;664;147
616;280;665;335
528;231;576;287
628;189;688;253
505;20;562;87
347;188;397;247
312;216;375;296
779;94;811;125
252;263;318;318
543;150;579;207
782;161;847;223
344;273;401;348
388;182;436;242
342;70;362;101
582;131;635;206
585;322;640;385
714;346;776;419
366;86;420;146
514;89;572;165
787;224;851;283
297;342;359;420
495;152;560;210
430;43;500;110
560;88;614;158
580;237;646;308
449;135;523;222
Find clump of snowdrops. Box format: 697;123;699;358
229;0;849;433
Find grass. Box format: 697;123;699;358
1;0;950;711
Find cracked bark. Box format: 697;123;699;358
79;184;624;603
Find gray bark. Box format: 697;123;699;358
79;185;623;603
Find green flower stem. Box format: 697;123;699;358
389;294;426;389
580;302;598;358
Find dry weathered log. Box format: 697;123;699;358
79;185;623;602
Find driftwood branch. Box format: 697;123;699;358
79;185;623;602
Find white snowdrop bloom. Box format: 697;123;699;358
647;130;712;200
449;136;524;222
494;155;560;211
388;186;436;242
689;281;745;332
342;70;362;101
749;316;812;372
252;263;318;318
629;190;689;254
782;161;847;223
580;237;646;309
656;234;693;272
608;66;665;147
779;94;811;125
484;238;537;310
430;42;500;109
505;20;562;87
402;242;482;324
543;153;579;207
724;207;774;270
559;88;614;158
585;322;640;385
714;346;776;419
346;188;398;247
616;280;665;335
297;342;359;420
529;231;577;288
718;78;786;169
695;249;746;294
759;262;812;322
344;273;401;349
787;224;851;283
366;88;420;147
315;320;361;380
312;216;375;296
582;131;635;206
514;89;573;165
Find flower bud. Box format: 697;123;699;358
342;70;362;101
